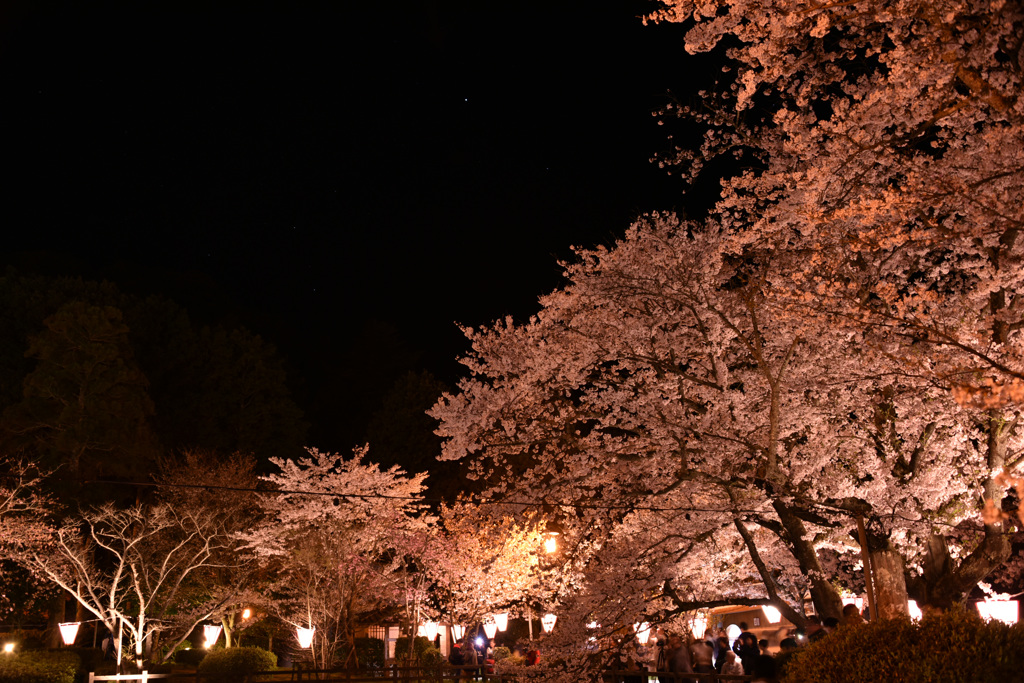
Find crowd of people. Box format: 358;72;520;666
615;603;870;682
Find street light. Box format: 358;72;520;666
203;624;223;649
493;613;509;632
543;533;559;554
296;626;315;649
977;600;1019;625
58;623;80;646
420;621;439;640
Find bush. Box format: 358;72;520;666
173;647;207;667
393;636;432;663
196;647;276;683
336;637;384;668
491;646;511;661
420;646;443;667
782;609;1024;683
0;650;81;683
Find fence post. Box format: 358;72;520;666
142;671;148;683
88;674;95;683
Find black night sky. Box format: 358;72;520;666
0;1;704;457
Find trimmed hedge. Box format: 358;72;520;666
173;647;207;667
783;609;1024;683
196;647;276;683
393;636;431;663
0;650;80;683
337;637;384;668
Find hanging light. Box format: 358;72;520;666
483;622;498;639
296;626;316;649
691;613;708;639
451;624;466;641
977;600;1019;625
203;624;223;649
420;621;439;640
634;622;651;645
58;622;80;646
242;608;252;620
544;533;559;554
541;613;557;633
762;605;782;624
493;613;509;632
907;600;923;621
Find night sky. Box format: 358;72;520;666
0;1;705;453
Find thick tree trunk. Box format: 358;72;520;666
870;543;908;619
908;413;1013;609
772;501;843;619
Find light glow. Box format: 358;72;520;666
541;613;557;633
634;622;651;645
908;600;923;621
494;613;508;631
544;533;558;554
58;622;80;646
692;613;707;639
296;626;316;649
3;643;13;654
203;624;222;649
762;605;782;624
977;600;1019;625
452;624;466;641
242;608;252;620
842;596;864;611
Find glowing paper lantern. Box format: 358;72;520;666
726;624;741;648
242;608;252;620
634;622;651;645
483;622;498;639
762;605;782;624
420;621;439;640
692;613;708;639
977;600;1019;625
203;624;223;648
494;613;509;632
544;533;559;554
541;613;557;633
907;600;923;621
452;624;466;641
58;622;80;646
296;626;316;649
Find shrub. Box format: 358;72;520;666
782;609;1024;683
420;646;443;667
196;647;276;683
393;636;432;663
336;637;384;668
173;647;207;667
0;650;81;683
492;646;512;661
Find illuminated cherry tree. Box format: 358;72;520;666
248;446;430;669
432;213;1020;634
0;458;51;554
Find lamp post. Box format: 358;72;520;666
59;622;81;647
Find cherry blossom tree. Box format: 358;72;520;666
248;446;430;669
423;503;551;629
26;500;248;670
0;457;52;554
432;214;1019;631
